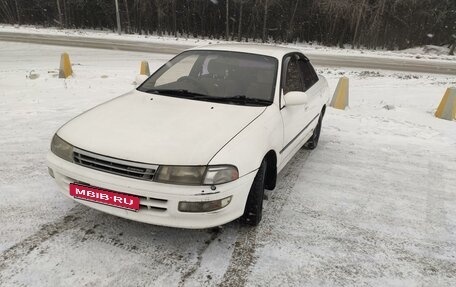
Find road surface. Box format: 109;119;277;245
0;31;455;75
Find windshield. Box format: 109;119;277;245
138;50;278;106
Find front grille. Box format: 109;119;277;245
73;148;158;181
139;196;168;212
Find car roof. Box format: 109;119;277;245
188;43;302;59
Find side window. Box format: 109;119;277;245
283;56;304;94
298;60;319;91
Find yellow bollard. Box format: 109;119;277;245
140;61;150;76
330;77;349;110
435;87;456;121
59;52;73;78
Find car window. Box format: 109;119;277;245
155;54;199;86
139;51;278;105
284;56;304;94
298;59;319;91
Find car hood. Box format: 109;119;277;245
58;90;266;165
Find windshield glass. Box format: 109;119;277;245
138;50;278;106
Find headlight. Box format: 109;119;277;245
155;166;206;185
154;165;238;185
51;134;73;162
203;165;239;185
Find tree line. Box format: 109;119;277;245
1;0;455;53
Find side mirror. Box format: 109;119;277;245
283;91;308;106
135;74;149;86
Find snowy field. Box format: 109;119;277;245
1;41;456;286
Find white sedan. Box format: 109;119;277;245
47;44;330;229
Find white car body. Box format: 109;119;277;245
47;44;330;229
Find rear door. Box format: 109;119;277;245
298;58;321;120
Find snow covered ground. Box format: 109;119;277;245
0;41;456;286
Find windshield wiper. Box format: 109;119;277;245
144;90;271;106
144;89;212;99
219;95;272;106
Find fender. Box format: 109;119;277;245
208;105;283;177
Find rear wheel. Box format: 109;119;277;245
304;114;323;150
241;159;267;226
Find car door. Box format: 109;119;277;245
279;53;320;160
299;58;321;120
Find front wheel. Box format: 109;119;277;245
241;160;267;226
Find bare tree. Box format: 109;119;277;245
237;0;244;41
0;1;15;23
172;0;177;37
352;0;367;49
262;0;268;42
14;0;20;24
56;0;63;27
62;0;67;27
114;0;122;34
123;0;131;33
156;0;162;36
226;0;229;40
286;0;300;42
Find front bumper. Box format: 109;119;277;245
46;152;256;229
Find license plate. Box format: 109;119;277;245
69;183;140;211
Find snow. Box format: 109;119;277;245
1;24;455;62
1;41;456;286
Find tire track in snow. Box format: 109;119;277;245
424;161;451;256
178;228;222;287
219;148;312;287
0;205;85;281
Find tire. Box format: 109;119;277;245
303;114;323;150
241;159;267;226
